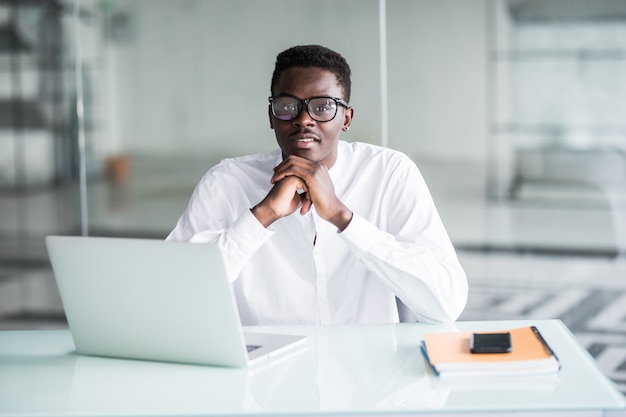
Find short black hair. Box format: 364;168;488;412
270;45;352;102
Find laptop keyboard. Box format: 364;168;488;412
246;344;262;352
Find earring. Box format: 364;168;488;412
342;126;350;132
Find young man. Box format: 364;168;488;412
167;45;467;325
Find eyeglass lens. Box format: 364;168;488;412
272;97;339;122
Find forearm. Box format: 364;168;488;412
251;203;280;228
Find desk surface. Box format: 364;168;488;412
0;320;624;416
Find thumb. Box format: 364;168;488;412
299;192;312;215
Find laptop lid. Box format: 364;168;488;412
45;236;305;367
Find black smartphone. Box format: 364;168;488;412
470;332;512;354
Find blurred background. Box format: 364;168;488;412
0;0;625;392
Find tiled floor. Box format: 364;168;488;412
1;156;625;395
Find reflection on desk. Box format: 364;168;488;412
0;320;624;416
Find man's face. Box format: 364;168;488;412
269;67;353;168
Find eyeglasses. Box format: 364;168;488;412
269;95;349;122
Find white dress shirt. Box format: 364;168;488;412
167;141;467;325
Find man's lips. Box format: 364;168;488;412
288;133;319;143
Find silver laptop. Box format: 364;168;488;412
45;235;306;367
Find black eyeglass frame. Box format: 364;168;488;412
268;95;350;122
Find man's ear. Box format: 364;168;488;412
268;105;275;129
342;106;354;131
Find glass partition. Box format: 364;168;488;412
2;0;626;329
74;0;383;238
485;0;626;255
2;0;625;394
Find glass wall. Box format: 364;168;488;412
84;0;383;238
486;0;626;254
2;0;626;326
81;0;493;242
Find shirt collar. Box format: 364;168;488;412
328;140;345;184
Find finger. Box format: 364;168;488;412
300;193;312;215
272;170;306;185
273;174;306;192
271;164;300;184
292;177;308;194
271;157;313;184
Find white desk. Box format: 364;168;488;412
0;320;624;416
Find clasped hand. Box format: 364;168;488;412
251;155;353;231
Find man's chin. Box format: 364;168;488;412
282;148;316;161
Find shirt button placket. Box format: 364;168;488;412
311;213;330;323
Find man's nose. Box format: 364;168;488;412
292;105;315;126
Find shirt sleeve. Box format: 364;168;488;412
166;171;274;282
338;160;468;324
190;210;274;281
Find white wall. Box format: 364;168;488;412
102;0;381;161
387;0;488;163
95;0;488;167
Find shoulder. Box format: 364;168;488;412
338;141;426;190
201;149;280;180
340;141;415;170
213;149;280;171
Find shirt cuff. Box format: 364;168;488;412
338;213;378;255
188;208;273;249
230;208;275;248
190;209;274;282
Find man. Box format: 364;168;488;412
167;45;467;325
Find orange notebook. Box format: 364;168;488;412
421;326;560;378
